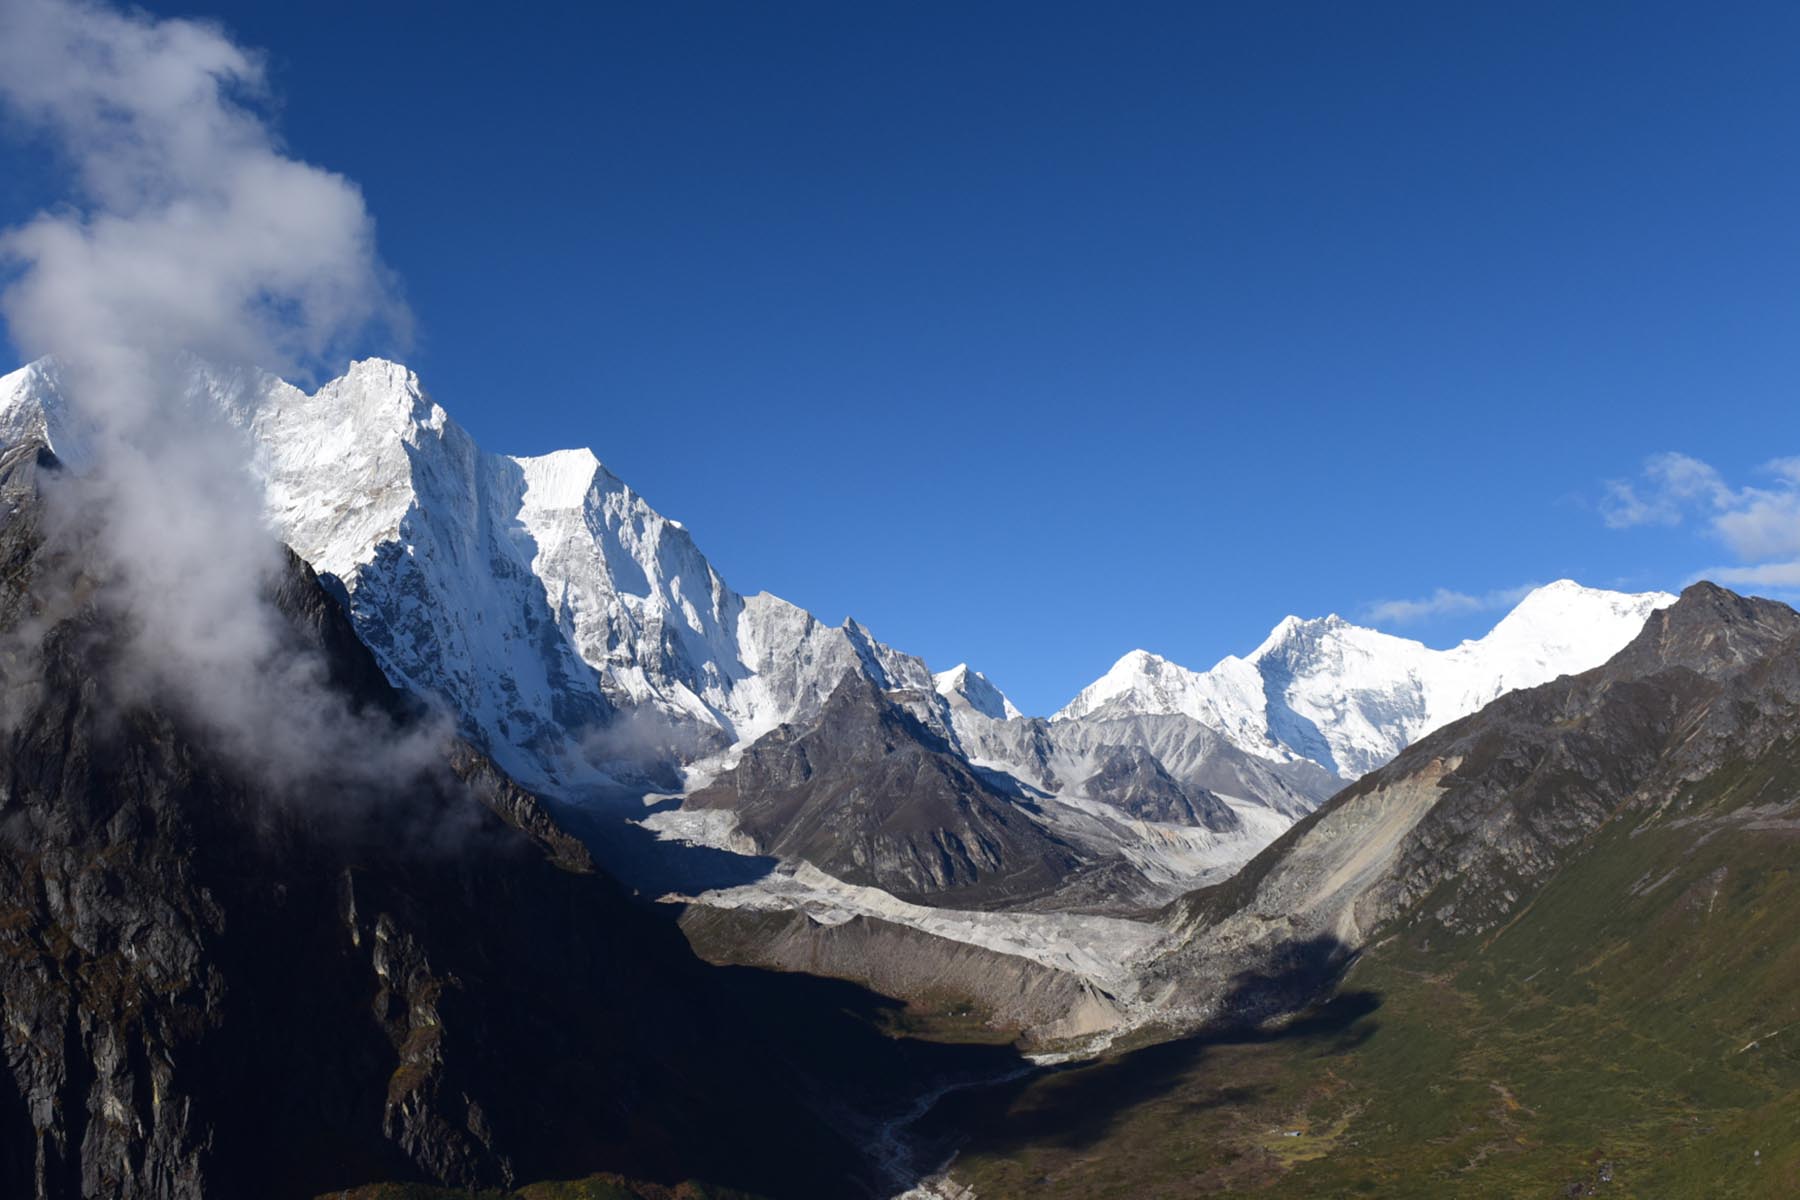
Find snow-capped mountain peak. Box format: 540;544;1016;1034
1473;578;1659;659
0;356;936;794
1058;649;1186;715
1055;581;1676;779
0;355;1679;829
933;663;1022;721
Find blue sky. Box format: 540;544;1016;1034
4;1;1800;715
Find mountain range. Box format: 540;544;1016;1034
0;358;1684;1023
0;355;1672;792
1;354;1758;1199
933;580;1800;1198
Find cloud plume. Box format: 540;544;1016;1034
0;0;429;788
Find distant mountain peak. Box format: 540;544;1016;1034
933;662;1021;721
1055;582;1676;779
0;354;1683;844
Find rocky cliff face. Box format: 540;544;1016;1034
0;442;872;1199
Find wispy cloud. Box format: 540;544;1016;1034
1599;452;1733;529
1603;452;1800;595
1365;583;1537;626
1701;562;1800;589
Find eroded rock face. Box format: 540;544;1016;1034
0;443;867;1199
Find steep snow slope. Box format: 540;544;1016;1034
0;357;938;793
1055;581;1676;777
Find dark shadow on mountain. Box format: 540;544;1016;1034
549;793;783;896
904;936;1378;1168
634;792;688;817
710;958;1031;1103
0;442;921;1200
1259;660;1342;777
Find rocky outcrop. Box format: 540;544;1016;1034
689;676;1089;908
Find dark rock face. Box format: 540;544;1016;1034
1153;582;1800;1019
690;676;1086;907
0;444;867;1199
1078;745;1238;831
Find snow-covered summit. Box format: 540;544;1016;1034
1055;581;1676;778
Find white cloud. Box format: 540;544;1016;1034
1713;488;1800;561
1699;561;1800;589
1599;451;1732;529
1605;452;1800;598
0;0;430;790
1365;583;1537;626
